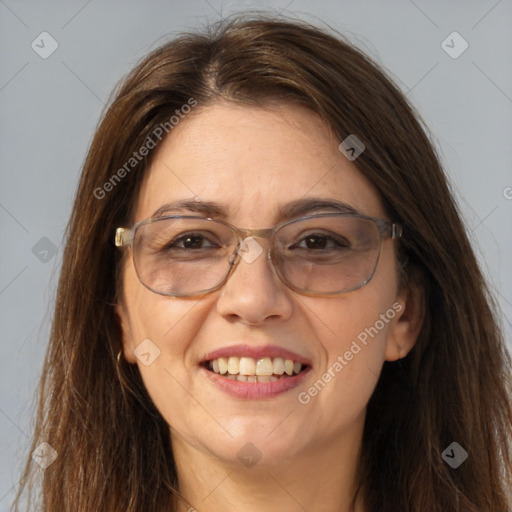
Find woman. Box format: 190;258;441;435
13;15;512;512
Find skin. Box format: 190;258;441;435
117;102;423;512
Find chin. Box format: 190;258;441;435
200;420;307;468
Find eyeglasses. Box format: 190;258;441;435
114;213;402;297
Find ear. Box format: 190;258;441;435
385;284;424;361
115;300;137;364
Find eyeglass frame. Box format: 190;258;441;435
114;213;403;298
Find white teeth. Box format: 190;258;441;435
227;356;240;374
256;357;273;376
239;357;256;376
218;357;228;375
273;357;285;375
208;355;305;379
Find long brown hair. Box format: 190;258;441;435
13;15;512;511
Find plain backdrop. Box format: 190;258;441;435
1;0;511;508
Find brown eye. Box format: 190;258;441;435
292;234;349;250
163;232;221;251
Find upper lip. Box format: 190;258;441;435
201;344;312;366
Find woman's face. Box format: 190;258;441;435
117;101;415;468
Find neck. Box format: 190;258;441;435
170;416;366;512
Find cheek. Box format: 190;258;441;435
119;268;218;435
297;279;398;424
120;261;221;348
318;296;392;370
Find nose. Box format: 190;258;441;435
215;237;293;325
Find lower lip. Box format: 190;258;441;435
201;366;311;399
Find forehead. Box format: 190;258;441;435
134;102;385;224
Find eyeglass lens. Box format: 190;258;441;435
132;216;383;296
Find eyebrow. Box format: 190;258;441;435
151;197;361;222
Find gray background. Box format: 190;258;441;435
1;0;511;508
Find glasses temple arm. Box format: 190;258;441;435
391;223;402;239
115;227;133;247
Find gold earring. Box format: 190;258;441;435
117;349;123;364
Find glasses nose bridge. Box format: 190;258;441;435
235;226;275;242
233;227;277;264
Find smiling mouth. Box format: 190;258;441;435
204;356;307;383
